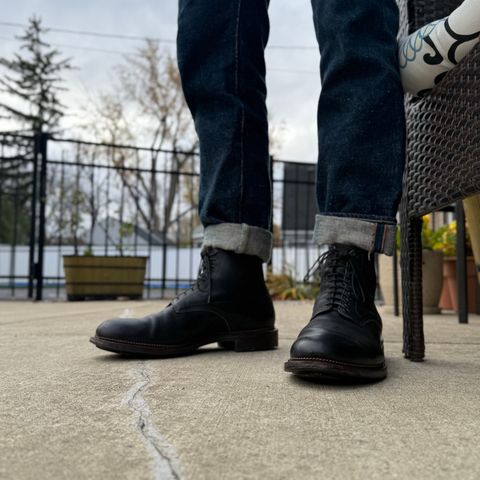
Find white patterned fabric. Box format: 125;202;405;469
399;0;480;97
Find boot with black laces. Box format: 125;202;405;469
284;244;387;381
91;248;277;356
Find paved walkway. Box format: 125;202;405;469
1;301;480;480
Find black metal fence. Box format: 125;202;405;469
0;132;322;300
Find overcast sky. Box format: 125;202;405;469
0;0;321;162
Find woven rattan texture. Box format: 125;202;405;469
403;0;480;217
396;0;480;361
398;0;411;39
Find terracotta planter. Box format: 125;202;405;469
378;249;444;313
378;254;401;312
463;195;480;284
63;255;147;301
439;256;477;313
422;250;444;314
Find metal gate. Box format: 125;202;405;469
0;132;320;301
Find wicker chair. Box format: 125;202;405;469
398;0;480;361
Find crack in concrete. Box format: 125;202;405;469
123;362;182;480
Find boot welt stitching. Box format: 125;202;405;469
95;329;275;348
289;356;386;369
94;336;198;348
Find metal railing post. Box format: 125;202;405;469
455;201;468;324
35;133;48;301
393;245;400;317
27;134;40;299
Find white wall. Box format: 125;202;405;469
0;244;323;288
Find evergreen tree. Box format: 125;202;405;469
0;135;33;244
0;17;72;244
0;16;72;133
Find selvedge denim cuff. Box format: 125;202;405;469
202;223;273;263
313;214;397;256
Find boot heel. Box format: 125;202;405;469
218;329;278;352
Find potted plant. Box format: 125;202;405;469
266;269;320;301
379;215;444;313
63;222;148;301
433;220;477;313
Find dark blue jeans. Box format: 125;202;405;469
177;0;405;261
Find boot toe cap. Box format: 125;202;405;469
95;317;145;342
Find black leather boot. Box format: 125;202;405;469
90;247;277;356
284;244;387;381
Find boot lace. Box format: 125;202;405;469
169;250;211;305
304;247;366;310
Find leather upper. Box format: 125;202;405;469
290;245;385;366
95;248;275;345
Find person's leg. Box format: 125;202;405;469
285;0;405;381
313;0;406;253
178;0;273;263
90;0;277;357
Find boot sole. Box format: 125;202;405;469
284;357;387;382
90;328;278;357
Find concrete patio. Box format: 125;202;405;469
1;300;480;480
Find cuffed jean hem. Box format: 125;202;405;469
202;223;273;262
313;214;397;256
